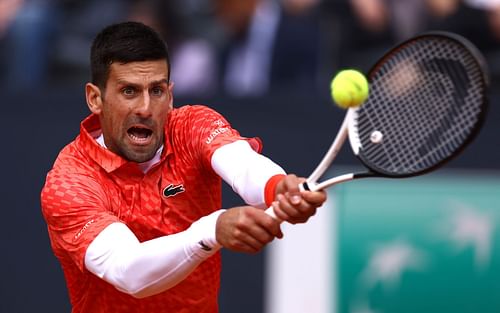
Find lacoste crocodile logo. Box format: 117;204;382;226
162;184;185;198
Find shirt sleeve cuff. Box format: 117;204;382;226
189;209;226;254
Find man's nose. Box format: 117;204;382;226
134;92;153;117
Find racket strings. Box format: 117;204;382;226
355;37;485;175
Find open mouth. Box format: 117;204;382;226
127;125;153;144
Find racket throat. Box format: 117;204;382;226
304;172;376;192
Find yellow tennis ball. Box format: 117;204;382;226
330;69;369;109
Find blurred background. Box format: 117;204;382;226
1;0;499;312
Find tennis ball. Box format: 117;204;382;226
330;69;369;109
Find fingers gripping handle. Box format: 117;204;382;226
264;182;310;223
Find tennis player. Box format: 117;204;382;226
40;21;326;313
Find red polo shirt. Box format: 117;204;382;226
41;105;261;313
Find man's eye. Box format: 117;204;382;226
122;87;135;96
151;87;164;96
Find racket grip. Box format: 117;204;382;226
265;206;283;223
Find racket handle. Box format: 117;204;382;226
264;206;281;222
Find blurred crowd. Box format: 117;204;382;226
1;0;499;97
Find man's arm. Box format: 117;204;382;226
84;210;223;299
85;206;281;297
211;140;286;208
211;140;327;224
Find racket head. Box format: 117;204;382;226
347;31;489;178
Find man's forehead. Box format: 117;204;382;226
109;60;169;83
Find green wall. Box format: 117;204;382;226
335;171;500;313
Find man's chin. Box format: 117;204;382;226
122;146;158;163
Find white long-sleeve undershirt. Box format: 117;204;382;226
84;210;223;298
84;140;285;297
210;140;286;208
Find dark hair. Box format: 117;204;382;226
90;21;170;88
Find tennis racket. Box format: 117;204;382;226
266;31;489;220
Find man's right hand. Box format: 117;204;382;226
215;206;283;254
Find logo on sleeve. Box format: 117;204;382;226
162;183;185;198
206;119;230;144
74;219;94;241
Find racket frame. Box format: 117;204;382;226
354;31;490;179
267;31;490;219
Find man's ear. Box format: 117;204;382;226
86;83;103;114
167;81;175;110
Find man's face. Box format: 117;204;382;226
86;60;173;163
